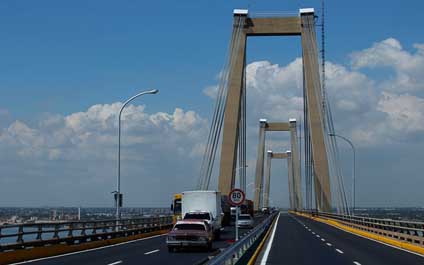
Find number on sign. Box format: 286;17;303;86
228;189;245;206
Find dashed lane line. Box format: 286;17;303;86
295;216;363;265
144;249;159;255
10;234;165;264
107;261;123;265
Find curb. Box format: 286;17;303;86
247;213;279;265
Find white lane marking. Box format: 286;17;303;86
10;234;166;264
108;261;123;265
319;219;424;258
353;262;361;265
259;212;281;265
326;243;332;246
144;249;159;255
321;238;325;242
316;235;320;238
312;232;316;235
336;249;344;254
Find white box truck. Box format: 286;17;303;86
181;190;223;238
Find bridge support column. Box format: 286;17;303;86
263;150;273;208
286;151;295;210
218;11;247;196
289;119;302;210
301;11;331;212
253;119;267;211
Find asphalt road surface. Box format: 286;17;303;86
261;213;424;265
13;216;265;265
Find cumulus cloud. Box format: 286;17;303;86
0;103;208;161
224;38;424;147
2;37;424;206
351;38;424;92
377;92;424;133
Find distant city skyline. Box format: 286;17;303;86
0;1;424;208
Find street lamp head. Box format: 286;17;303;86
148;89;159;94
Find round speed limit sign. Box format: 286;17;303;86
228;189;245;206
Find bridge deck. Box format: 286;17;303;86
259;212;424;265
16;215;265;265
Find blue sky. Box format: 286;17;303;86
1;1;424;207
1;0;423;119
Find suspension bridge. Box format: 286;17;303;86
0;7;423;265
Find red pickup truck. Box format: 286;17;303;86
166;219;213;251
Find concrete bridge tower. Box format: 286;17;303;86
217;8;331;212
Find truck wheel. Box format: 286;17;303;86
168;246;174;252
207;242;212;251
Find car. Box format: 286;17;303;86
237;214;254;228
261;207;270;214
166;219;213;252
183;211;221;239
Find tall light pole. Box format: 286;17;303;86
329;133;356;215
115;89;159;229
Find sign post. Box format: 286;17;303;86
228;188;246;241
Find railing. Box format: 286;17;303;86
207;212;278;265
0;215;173;251
298;210;424;247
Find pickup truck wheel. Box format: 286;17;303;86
214;230;221;240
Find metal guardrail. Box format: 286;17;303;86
207;212;278;265
0;216;173;251
299;210;424;247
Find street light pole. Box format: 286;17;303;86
116;89;159;229
329;133;356;215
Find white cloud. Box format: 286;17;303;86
203;85;219;99
351;38;424;92
377;92;424;133
238;38;424;147
0;104;208;161
2;38;424;207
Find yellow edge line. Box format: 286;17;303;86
247;214;279;265
292;212;424;256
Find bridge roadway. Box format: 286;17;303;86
260;212;424;265
13;216;265;265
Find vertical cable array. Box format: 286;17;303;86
321;0;326;122
303;65;314;211
237;56;247;191
198;16;246;190
302;13;350;215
